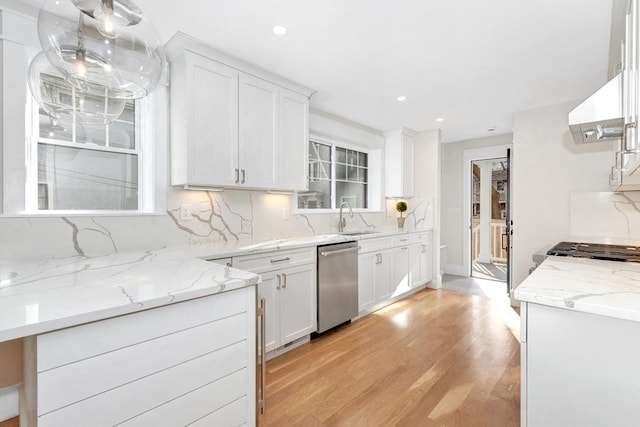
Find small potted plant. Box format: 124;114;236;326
395;200;408;228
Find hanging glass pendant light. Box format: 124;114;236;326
71;0;143;39
37;0;163;100
28;50;126;125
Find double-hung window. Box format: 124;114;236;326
29;78;141;212
298;140;369;210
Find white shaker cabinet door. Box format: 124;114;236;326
258;271;280;354
277;89;309;191
239;74;278;188
279;264;317;344
391;246;411;297
375;249;394;302
358;252;376;313
172;51;238;187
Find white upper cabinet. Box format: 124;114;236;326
278;90;309;191
170;51;239;187
239;74;278;188
384;128;416;197
165;33;313;191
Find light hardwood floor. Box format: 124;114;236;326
0;417;18;427
259;288;521;426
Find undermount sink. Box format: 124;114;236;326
340;230;380;236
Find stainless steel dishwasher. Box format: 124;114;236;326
317;241;359;333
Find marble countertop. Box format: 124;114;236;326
158;228;433;261
0;251;263;342
514;256;640;322
0;228;432;342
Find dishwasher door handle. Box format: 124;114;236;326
320;247;358;257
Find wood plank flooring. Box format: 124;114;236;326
259;288;521;427
0;417;18;427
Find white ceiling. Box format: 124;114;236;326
9;0;614;142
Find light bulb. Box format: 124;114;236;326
75;49;87;77
98;0;117;38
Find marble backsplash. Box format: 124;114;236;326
0;188;434;260
570;191;640;243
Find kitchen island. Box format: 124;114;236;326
514;256;640;427
0;252;260;427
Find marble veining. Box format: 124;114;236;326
0;228;432;342
514;256;640;322
0;251;259;342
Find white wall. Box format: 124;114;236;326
511;99;616;287
440;133;513;275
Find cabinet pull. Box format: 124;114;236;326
270;257;290;264
235;168;240;184
276;274;281;290
421;244;426;253
258;297;267;415
401;246;409;250
241;169;246;184
400;238;408;242
282;273;287;288
623;122;637;153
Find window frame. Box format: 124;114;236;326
25;91;144;214
296;135;377;213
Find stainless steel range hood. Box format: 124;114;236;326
568;73;623;144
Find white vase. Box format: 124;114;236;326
397;217;406;228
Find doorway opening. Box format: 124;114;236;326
470;157;509;284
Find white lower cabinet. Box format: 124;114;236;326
233;248;316;357
357;231;433;316
28;287;257;427
358;248;393;313
259;264;316;353
521;302;640;427
391;246;411;296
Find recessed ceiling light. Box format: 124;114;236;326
272;26;287;36
396;96;407;101
435;117;444;122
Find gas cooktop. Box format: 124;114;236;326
547;242;640;263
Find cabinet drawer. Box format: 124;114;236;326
392;234;414;247
414;231;433;243
233;247;315;272
358;237;393;253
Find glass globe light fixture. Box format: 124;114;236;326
28;50;127;125
71;0;143;39
37;0;163;100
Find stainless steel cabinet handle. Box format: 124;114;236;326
270;257;291;264
623;122;638;152
276;274;281;290
258;297;266;415
400;238;408;242
421;244;426;253
241;169;246;184
235;168;239;184
401;247;409;250
282;273;287;288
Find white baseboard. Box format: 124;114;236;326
0;384;19;422
426;274;442;289
444;264;468;277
